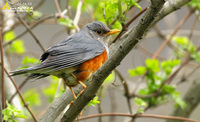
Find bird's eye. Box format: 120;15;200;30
96;30;103;34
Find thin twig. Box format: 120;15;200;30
4;69;38;121
137;45;166;60
189;16;197;39
108;87;117;122
129;10;193;98
154;24;165;39
177;65;200;85
73;0;83;30
152;10;193;59
112;7;147;43
53;78;63;102
82;0;94;21
34;0;45;10
0;28;5;109
115;69;132;114
77;113;198;122
109;1;141;26
158;46;200;96
97;86;103;122
17;16;46;52
3;14;55;47
66;0;72;18
8;77;29;103
54;0;62;17
102;8;106;20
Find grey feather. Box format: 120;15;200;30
11;21;110;80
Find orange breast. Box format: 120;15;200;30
76;48;108;82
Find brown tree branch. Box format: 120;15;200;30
4;68;38;121
112;7;147;43
152;10;193;59
0;28;5;109
77;113;198;122
54;0;62;18
60;0;165;121
8;77;29;103
40;0;191;121
115;69;132;114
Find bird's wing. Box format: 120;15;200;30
11;36;105;75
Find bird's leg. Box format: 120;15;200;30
78;81;87;95
62;79;77;104
68;86;77;100
70;73;87;95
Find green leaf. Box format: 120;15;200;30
32;11;42;18
128;66;146;76
105;72;115;83
162;85;176;93
134;97;147;114
57;18;73;27
51;76;60;82
22;56;39;65
23;89;41;107
18;56;39;70
2;101;27;121
173;36;196;53
28;11;42;20
191;52;200;62
171;91;186;109
161;59;181;75
87;96;100;107
125;0;142;10
42;81;58;102
145;59;160;72
3;31;15;41
134;97;147;106
8;39;25;54
138;88;149;95
136;107;145;114
111;20;122;30
187;0;200;10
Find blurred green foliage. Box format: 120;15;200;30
17;56;40;70
129;59;185;109
187;0;200;10
3;31;25;54
23;89;41;108
173;36;200;62
87;96;100;107
28;11;43;20
42;76;60;102
134;97;147;113
2;101;27;122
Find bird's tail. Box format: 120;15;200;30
10;67;34;76
10;66;50;81
10;62;45;76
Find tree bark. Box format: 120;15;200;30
60;0;165;121
40;0;192;121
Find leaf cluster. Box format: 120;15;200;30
129;59;186;112
2;101;27;122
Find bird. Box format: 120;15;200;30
10;21;120;101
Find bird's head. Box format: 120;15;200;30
82;21;120;45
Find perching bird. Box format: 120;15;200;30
11;21;120;100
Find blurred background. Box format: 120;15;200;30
0;0;200;122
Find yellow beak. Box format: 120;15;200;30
105;29;120;35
